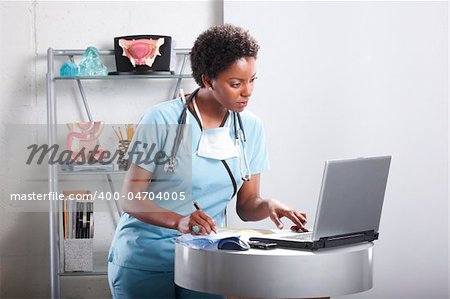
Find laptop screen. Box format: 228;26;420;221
312;156;391;241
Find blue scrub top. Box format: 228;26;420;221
108;98;269;271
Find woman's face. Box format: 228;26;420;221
209;56;257;112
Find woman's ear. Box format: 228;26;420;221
201;75;214;90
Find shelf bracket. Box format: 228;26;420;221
172;54;189;99
69;56;94;121
106;174;123;218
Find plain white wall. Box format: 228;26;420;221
0;1;222;298
225;1;448;299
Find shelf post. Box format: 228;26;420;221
47;47;60;299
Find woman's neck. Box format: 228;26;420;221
192;88;228;129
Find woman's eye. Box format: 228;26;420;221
231;83;241;88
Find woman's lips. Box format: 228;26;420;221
238;101;248;108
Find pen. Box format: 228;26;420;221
112;126;121;140
118;127;125;142
193;201;217;233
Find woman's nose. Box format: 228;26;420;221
241;83;253;98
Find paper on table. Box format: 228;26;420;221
220;227;277;235
178;230;241;250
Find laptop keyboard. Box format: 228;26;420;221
282;232;313;241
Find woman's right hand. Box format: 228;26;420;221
176;210;218;235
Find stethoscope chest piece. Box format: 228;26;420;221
164;158;176;173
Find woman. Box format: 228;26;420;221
108;24;308;299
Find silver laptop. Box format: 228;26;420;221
250;156;391;251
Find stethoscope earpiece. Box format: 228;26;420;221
242;175;251;182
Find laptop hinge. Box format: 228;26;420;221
313;230;378;250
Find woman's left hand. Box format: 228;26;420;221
266;199;308;232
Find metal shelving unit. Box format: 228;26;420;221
46;48;191;299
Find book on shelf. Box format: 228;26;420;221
62;191;94;239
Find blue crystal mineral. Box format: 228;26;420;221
79;46;108;76
60;61;79;77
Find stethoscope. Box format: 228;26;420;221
164;87;251;181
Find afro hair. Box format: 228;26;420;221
190;24;259;87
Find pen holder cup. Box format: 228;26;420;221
64;238;93;272
117;140;130;170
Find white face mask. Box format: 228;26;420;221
193;98;239;160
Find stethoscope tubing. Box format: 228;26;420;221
167;88;251;181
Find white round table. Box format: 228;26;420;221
175;241;374;298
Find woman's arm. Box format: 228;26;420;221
121;163;217;234
236;174;308;231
